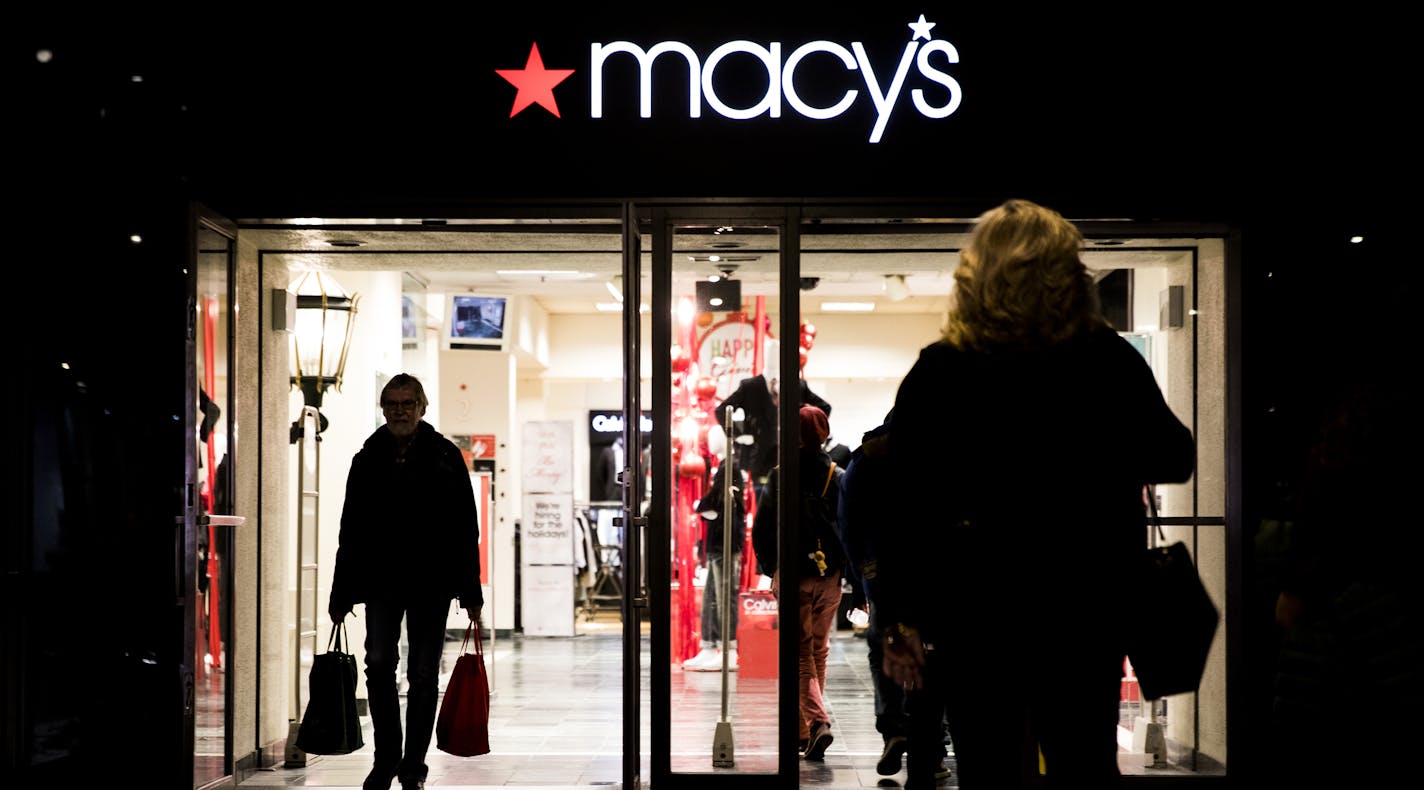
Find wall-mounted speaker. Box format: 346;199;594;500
1160;285;1184;329
696;279;741;312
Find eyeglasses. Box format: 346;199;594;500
381;399;419;412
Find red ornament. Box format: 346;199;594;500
678;451;706;479
799;347;808;369
695;376;717;401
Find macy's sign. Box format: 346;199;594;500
496;14;961;143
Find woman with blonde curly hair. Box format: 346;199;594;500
874;199;1195;789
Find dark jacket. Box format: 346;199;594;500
836;417;891;605
714;375;832;480
329;421;483;612
694;461;745;560
876;327;1194;636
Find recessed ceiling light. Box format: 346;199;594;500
595;302;623;312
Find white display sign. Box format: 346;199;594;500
521;420;574;494
522;493;574;566
521;564;575;637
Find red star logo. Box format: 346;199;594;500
496;43;575;118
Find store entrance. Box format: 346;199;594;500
243;201;1231;787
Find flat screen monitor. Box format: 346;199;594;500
444;294;510;351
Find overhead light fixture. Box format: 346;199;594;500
289;271;360;441
606;275;624;302
495;269;583;277
884;274;910;302
821;301;875;312
595;302;623;312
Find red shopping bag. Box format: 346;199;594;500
436;621;491;756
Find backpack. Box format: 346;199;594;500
799;462;846;578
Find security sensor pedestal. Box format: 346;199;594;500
713;721;735;767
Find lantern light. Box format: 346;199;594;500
289;271;360;441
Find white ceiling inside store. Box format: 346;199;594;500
245;219;1196;318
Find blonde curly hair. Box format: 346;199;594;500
943;199;1105;351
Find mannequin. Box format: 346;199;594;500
684;458;745;671
592;436;624;502
714;367;832;487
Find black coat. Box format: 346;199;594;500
877;327;1194;638
330;421;482;611
694;461;745;560
714;375;832;480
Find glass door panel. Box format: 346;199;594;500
193;212;237;788
660;217;785;778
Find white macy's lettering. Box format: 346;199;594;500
588;18;961;143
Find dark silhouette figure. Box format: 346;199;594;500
839;413;950;781
329;373;483;790
1257;374;1422;787
877;200;1194;789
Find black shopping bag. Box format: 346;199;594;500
296;622;365;755
1127;489;1220;700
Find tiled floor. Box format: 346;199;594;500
237;616;1204;789
238;617;931;789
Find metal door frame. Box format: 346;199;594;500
644;204;803;789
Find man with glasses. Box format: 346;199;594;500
329;373;483;790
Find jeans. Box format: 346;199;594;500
699;553;741;647
363;598;451;785
867;602;907;736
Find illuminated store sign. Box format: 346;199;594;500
496;14;961;143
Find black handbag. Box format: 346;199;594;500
295;622;365;755
1127;486;1221;700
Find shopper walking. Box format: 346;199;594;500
329;373;484;790
877;199;1195;789
751;404;845;760
838;414;950;782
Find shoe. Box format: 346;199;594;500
797;738;808;754
803;720;834;761
362;767;397;790
727;648;739;671
400;781;425;790
681;647;720;671
876;734;908;775
905;760;952;789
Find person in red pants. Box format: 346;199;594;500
752;404;845;760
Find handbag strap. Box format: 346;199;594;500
1146;484;1165;544
328;621;347;653
460;619;484;656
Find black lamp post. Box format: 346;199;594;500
289;271;359;442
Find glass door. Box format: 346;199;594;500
188;203;242;789
648;206;801;788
